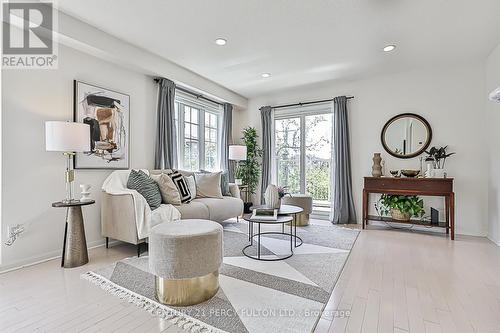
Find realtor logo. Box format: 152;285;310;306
2;1;58;69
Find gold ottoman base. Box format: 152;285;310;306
155;271;219;306
287;213;310;227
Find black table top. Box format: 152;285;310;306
52;200;95;208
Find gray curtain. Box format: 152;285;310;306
330;96;356;224
154;78;178;169
221;103;234;181
260;106;273;203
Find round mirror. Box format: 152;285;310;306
381;113;432;159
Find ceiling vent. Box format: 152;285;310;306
489;87;500;103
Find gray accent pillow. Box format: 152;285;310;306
220;171;231;196
195;172;223;198
150;173;181;205
127;170;161;210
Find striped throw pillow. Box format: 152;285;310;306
169;170;192;203
126;170;162;210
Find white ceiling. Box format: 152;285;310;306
58;0;500;98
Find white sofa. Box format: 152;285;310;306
101;169;243;253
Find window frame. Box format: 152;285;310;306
274;102;333;205
175;92;222;171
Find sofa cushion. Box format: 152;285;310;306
195;172;223;198
194;197;243;222
150;173;181;205
126;170;161;210
174;200;210;220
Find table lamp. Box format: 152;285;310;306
45;121;90;203
228;145;247;185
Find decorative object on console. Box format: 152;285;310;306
381;113;432;159
79;184;92;202
375;194;425;221
73;80;130;169
371;153;383;177
264;184;281;209
389;170;400;177
425;146;455;178
45;121;90;203
401;169;420;178
228;144;247;186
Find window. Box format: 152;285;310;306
274;105;332;211
175;92;222;171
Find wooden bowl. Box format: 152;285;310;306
401;169;420;178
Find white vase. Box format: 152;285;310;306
264;184;281;209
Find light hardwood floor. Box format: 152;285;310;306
1;222;499;333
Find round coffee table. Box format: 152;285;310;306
242;214;294;261
251;204;304;247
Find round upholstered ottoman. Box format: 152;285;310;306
149;219;223;306
282;194;313;226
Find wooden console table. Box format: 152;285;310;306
362;177;455;240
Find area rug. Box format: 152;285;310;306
82;222;359;333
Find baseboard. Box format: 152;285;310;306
487;235;500;246
0;238;117;274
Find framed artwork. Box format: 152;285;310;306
73;80;130;169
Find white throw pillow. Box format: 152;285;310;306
185;175;197;201
151;173;182;205
194;172;223;198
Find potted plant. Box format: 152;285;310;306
236;127;262;210
375;194;425;221
425;146;455;178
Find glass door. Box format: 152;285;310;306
275;111;332;212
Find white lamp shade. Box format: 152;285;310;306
228;145;247;161
45;121;90;152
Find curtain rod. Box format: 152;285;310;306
266;96;354;110
154;78;224;106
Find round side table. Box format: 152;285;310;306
251;204;304;247
242;214;295;261
52;200;95;268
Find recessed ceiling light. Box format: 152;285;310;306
383;45;396;52
261;73;271;78
215;38;227;46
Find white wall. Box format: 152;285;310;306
1;44;157;269
235;65;489;237
486;43;500;245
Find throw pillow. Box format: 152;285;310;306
150;173;181;205
220;171;231;196
185;175;197;201
169;170;192;203
200;170;231;196
126;170;161;210
195;172;223;198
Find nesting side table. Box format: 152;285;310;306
52;200;95;268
